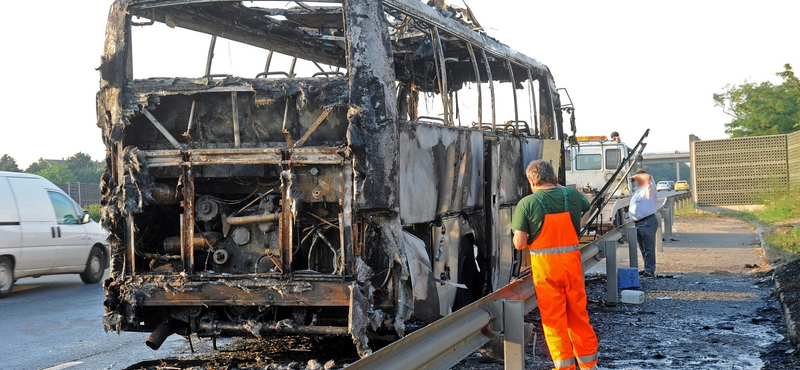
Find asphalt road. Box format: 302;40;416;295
0;273;188;370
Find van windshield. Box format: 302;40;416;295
576;154;601;170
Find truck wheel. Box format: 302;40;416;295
80;247;105;284
0;257;14;298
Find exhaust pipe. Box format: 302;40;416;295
146;319;186;350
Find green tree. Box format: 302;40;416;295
0;154;20;172
25;153;103;184
65;152;103;183
714;64;800;137
25;157;53;174
35;163;78;184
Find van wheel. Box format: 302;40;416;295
80;247;105;284
0;257;14;298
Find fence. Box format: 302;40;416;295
690;132;800;206
58;182;102;207
788;131;800;187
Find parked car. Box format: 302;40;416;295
674;180;690;191
0;172;109;298
656;181;672;192
667;181;676;190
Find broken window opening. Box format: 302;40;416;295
506;60;520;135
133;24;343;80
479;49;496;130
465;43;483;126
130;1;348;80
527;70;540;138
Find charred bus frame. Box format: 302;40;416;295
98;0;571;356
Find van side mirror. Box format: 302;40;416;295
82;211;91;224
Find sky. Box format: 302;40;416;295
0;0;798;168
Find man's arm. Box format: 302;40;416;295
647;176;657;200
513;231;529;250
511;199;533;250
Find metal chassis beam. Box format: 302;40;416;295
142;147;344;167
137;279;351;307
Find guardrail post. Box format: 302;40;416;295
490;299;526;370
503;300;525;370
655;212;664;252
625;226;638;269
661;208;672;242
602;240;619;304
661;198;675;242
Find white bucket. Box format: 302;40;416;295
621;290;645;304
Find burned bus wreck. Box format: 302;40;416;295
98;0;571;356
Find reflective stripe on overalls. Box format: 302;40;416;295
529;187;599;370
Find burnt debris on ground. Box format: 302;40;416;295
774;258;800;351
124;336;358;370
453;216;800;370
454;273;798;370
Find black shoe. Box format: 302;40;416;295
642;272;655;278
638;270;646;276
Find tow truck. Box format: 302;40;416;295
565;131;649;235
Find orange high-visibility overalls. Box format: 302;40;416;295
529;188;598;370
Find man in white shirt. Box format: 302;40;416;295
629;169;658;277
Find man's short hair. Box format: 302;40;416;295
634;169;649;176
526;160;558;186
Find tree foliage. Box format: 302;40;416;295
643;162;691;183
0;154;20;172
65;152;104;184
714;64;800;137
25;158;53;174
34;163;78;184
24;152;104;184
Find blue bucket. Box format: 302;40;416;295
618;268;640;289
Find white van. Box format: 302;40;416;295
0;171;109;298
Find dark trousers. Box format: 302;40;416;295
636;215;658;273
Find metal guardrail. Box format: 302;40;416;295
346;273;536;370
346;191;691;370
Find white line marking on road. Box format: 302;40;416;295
40;362;83;370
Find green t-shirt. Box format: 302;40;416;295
511;187;591;244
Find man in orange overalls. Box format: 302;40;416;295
511;160;599;370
